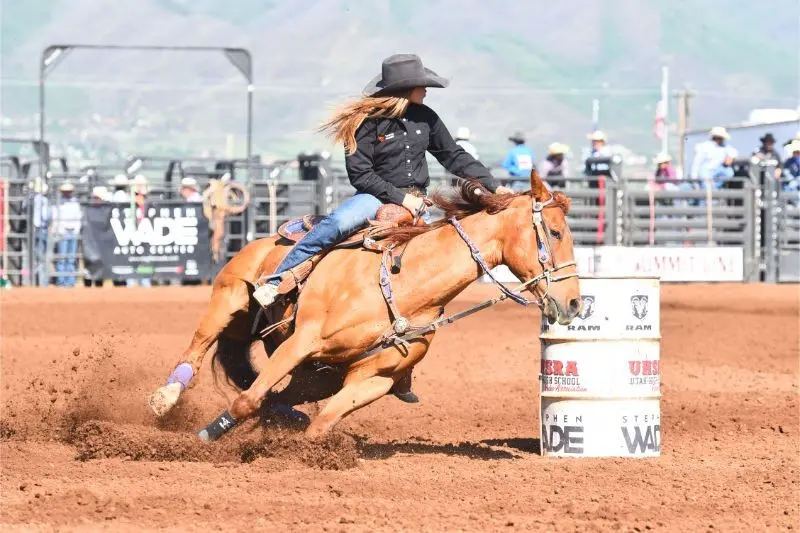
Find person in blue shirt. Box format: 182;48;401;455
501;130;535;191
784;141;800;178
783;140;800;195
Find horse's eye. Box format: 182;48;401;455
550;229;562;240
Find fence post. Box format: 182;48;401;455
741;179;757;281
603;178;619;245
267;180;278;236
1;179;7;281
762;172;778;283
754;183;763;281
315;164;330;216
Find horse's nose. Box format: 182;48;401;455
567;297;582;316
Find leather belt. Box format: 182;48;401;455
398;186;426;197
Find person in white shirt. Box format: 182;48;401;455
587;130;612;158
690;126;738;189
180;177;204;202
91;186;109;202
454;127;479;160
52;182;82;287
110;175;130;203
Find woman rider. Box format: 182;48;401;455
253;53;512;402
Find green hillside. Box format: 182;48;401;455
1;0;797;162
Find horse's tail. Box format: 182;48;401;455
211;334;258;391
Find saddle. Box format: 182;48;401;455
267;203;426;304
277;203;421;244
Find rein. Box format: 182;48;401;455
353;194;579;363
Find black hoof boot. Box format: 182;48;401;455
198;410;238;441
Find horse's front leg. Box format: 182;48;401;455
304;374;398;439
305;336;432;439
199;331;316;440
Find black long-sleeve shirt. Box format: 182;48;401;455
345;103;498;205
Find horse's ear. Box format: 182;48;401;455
530;168;550;201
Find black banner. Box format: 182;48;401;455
82;201;211;281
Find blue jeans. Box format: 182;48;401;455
269;193;382;284
699;165;734;190
56;232;78;287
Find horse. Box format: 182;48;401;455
148;168;582;440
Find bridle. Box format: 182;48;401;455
351;193;580;363
449;194;578;308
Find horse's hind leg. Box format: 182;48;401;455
149;275;252;417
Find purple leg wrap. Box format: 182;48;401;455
166;362;194;390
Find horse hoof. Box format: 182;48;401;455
264;403;311;429
393;391;420;404
148;383;182;417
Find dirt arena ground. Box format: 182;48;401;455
1;283;798;532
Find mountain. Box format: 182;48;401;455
1;0;798;164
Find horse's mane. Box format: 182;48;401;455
380;180;570;247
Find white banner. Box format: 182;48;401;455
484;246;744;283
594;246;744;282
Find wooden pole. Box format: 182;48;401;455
675;87;695;176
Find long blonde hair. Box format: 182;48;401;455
319;93;410;155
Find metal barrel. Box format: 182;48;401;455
539;277;661;458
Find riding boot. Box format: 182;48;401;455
252;280;280;309
390;368;419;404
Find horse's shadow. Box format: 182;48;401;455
480;437;541;455
353;436;541;460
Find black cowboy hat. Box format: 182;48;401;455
363;54;449;97
760;133;776;144
508;130;526;143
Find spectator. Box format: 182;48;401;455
83;186;109;288
653;153;678;188
540;142;570;189
752;133;783;181
690;126;738;189
784;140;800;178
454;127;479;160
587;130;612;158
91;186;109;202
782;141;800;198
180;177;203;202
26;178;50;286
52;182;82;288
502;130;535;191
110;175;130;202
584;131;612;205
782;131;800;151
